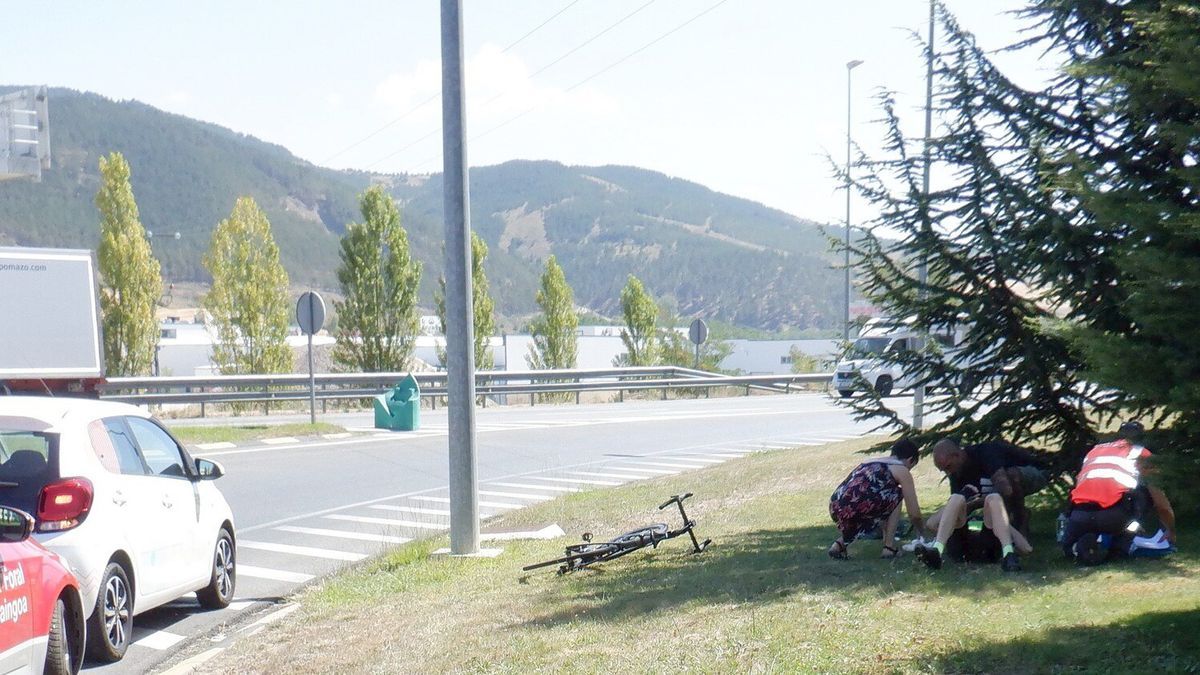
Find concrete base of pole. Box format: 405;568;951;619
430;547;503;559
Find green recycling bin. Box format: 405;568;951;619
374;373;421;431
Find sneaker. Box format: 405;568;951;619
901;537;926;553
1001;552;1021;572
914;542;942;570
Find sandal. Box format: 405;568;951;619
828;540;849;560
880;544;900;559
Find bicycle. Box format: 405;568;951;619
522;493;712;574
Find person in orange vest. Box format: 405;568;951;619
1061;421;1177;565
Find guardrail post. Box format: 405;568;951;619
745;384;751;396
619;389;624;403
661;385;668;401
575;378;580;405
530;392;535;406
201;401;206;417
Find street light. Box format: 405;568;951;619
844;59;863;342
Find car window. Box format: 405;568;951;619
94;419;147;476
0;431;53;479
126;417;188;479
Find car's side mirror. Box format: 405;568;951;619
194;458;225;480
0;506;35;543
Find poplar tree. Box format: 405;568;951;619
95;152;162;376
616;275;659;367
527;255;578;370
203;196;292;375
333;185;422;372
435;231;496;370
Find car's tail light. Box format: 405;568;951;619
37;478;94;532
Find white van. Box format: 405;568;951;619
832;317;962;397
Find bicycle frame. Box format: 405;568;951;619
522;493;712;574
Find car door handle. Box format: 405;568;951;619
112;490;127;506
162;495;173;508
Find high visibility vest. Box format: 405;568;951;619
1070;440;1151;509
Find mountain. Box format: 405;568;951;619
0;87;843;330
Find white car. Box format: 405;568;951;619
0;397;235;663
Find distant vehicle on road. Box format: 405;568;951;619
0;398;236;663
0;505;84;675
833;317;962;398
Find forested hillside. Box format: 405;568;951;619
0;88;842;330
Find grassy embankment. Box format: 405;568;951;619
199;437;1200;673
167;423;346;444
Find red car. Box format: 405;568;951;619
0;505;84;675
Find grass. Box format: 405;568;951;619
167;422;346;444
198;438;1200;674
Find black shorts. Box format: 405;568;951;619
946;521;1001;563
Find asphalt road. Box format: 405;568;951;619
89;392;919;674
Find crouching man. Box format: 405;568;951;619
1062;421;1176;565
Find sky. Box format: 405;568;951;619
7;0;1058;227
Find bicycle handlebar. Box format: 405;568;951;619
658;492;693;510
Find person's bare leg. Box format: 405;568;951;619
881;505;902;556
982;494;1014;549
925;505;944;538
936;494;967;546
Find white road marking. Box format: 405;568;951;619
369;504;452;517
195;441;236;451
227;600;254;611
566;470;648;481
325;514;448;530
275;526;410;545
237;565;314;583
479;490;552;501
682;452;745;459
238;540;366;561
322;432;353;439
488;482;579;493
661;456;723;464
261;436;300;445
524;476;620;486
134;630;186;650
410;496;523;510
622;460;707;470
242;603;301;630
609;466;676;475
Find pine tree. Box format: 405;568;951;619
203;196;292;375
1028;0;1200;502
840;7;1104;470
95;152;162;377
526;255;578;370
333;185;422;372
435;231;496;370
616;275;659;367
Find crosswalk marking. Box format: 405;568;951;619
610;465;676;475
237;565;315;583
325;514;449;530
275;526;411;545
479;490;553;501
369;504;452;517
565;470;647;481
134;630;186;650
238;540;366;562
488;482;579;493
410;496;524;510
685;452;745;459
524;476;621;486
661;456;723;464
622;460;707;470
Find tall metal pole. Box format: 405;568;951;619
913;0;935;432
844;59;863;342
440;0;479;555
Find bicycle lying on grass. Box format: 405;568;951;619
522;493;712;575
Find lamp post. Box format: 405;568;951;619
844;59;863;342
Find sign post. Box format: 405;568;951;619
688;319;709;370
296;291;326;425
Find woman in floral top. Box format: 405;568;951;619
828;438;925;559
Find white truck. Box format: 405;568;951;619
832;317;962;398
0;246;105;395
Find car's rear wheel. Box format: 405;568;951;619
838;390;853;398
87;562;132;663
875;375;894;397
44;595;81;675
197;528;236;609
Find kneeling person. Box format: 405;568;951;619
828;439;926;560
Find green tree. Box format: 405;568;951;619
658;315;732;372
615;275;659;367
435;231;496;370
333;185;422;372
1029;0;1200;502
95;152;162;376
203;196;292;374
788;345;820;374
526;255;578;370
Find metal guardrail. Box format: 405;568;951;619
97;367;833;415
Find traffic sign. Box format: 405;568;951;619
688;319;709;346
296;291;326;336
